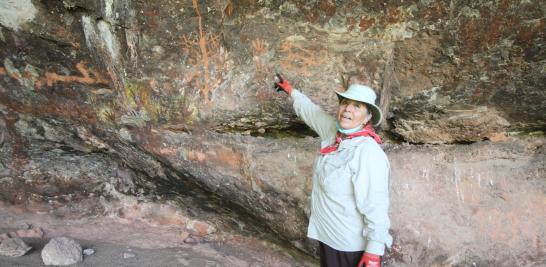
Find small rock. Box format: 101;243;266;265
41;237;82;266
83;248;95;256
0;238;32;257
123;252;136;259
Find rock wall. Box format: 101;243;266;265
0;0;544;265
388;140;545;265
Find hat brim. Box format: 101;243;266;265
336;92;383;127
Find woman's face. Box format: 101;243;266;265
337;98;371;130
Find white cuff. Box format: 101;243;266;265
365;240;385;256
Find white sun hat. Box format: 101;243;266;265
335;84;383;127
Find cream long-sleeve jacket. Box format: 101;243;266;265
291;89;393;255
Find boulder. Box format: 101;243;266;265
41;237;83;266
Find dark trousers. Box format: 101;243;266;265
319;242;364;267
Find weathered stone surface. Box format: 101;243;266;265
0;1;541;141
390;88;512;143
41;237;83;266
0;238;32;257
386;139;546;266
1;109;545;265
0;0;545;266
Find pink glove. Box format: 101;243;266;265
357;252;381;267
274;73;293;95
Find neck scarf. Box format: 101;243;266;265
320;123;382;155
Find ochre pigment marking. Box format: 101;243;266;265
143;8;159;30
279;41;328;76
158;147;178;157
420;1;447;22
252;39;268;56
252;39;269;79
192;0;210;103
386;6;401;24
187;150;206;162
216;148;242;169
2;65;22;81
318;0;336;17
45;61;109;87
359;17;375;31
224;1;233;18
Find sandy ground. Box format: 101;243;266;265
0;207;317;267
0;238;216;267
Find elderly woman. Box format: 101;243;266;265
275;76;392;267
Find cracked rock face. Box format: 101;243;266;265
0;0;545;266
